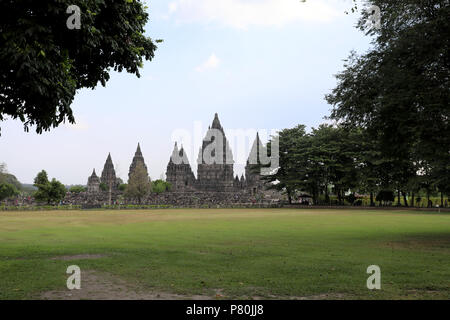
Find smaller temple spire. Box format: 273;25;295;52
87;168;101;193
170;142;180;163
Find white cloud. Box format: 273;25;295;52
195;54;221;72
168;0;341;29
168;2;178;13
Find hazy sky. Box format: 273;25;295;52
0;0;372;185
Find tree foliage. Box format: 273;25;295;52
325;0;449;205
264;125;367;205
125;162;150;203
0;183;19;201
33;170;66;204
69;185;86;193
151;179;171;194
0;163;22;190
0;0;158;134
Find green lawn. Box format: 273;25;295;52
0;209;449;299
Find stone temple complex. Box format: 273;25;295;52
87;114;267;196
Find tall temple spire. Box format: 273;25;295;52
101;153;117;190
196;113;235;191
135;143;142;156
128;143;149;182
211;113;223;130
247;132;265;165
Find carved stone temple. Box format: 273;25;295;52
87;114;268;195
166;113;266;193
128;143;150;182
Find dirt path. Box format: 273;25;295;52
41;270;217;300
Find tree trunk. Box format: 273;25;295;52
325;185;330;205
402;192;408;207
441;192;444;207
411;192;415;208
397;189;401;206
370;192;375;207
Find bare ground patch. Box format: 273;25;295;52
381;234;450;252
251;293;348;300
50;254;107;261
40;270;217;300
40;270;347;300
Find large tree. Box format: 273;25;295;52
326;0;450;202
263;125;309;204
33;170;66;204
0;183;19;202
125;162;150;204
0;0;158;134
0;163;22;190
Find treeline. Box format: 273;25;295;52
265;1;449;207
0;163;173;206
0;163;20;201
264;124;448;207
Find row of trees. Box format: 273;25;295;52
28;163;171;205
1;162;172;205
30;165;171;205
264;0;449;207
263;124;448;207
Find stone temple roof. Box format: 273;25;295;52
129;143;148;180
170;142;191;165
211;113;223;131
90;168;98;178
198;113;234;165
247;132;266;166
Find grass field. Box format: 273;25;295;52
0;209;449;300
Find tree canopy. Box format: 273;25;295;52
0;0;158;134
33;170;67;204
151;180;171;194
0;183;19;201
325;0;449;205
125;162;150;203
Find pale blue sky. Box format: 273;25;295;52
0;0;372;185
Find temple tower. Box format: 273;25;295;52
129;143;149;182
87;169;100;193
101;153;118;190
245;132;266;194
196;113;235;192
166;143;196;191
